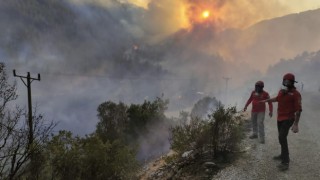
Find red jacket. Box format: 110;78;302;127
276;88;302;121
245;90;273;113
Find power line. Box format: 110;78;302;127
35;71;219;81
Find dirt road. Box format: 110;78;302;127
213;92;320;180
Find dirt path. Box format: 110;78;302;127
213;92;320;180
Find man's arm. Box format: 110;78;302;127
243;93;253;111
261;97;277;103
266;93;273;117
294;111;301;125
291;111;301;133
291;93;302;133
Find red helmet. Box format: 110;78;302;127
255;81;264;87
283;73;297;83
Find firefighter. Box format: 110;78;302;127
244;81;273;144
261;73;302;171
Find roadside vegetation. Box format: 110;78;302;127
159;104;245;179
1;63;246;179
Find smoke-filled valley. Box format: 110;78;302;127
2;0;320;134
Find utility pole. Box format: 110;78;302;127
222;77;231;105
13;70;40;145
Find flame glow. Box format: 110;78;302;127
128;0;150;8
109;0;320;42
202;10;210;18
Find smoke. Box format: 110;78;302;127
265;50;320;92
2;0;320;161
137;121;171;161
178;0;290;30
69;0;313;38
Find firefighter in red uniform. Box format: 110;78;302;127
244;81;273;144
262;73;302;171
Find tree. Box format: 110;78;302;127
96;97;169;145
125;97;169;142
96;101;128;143
80;136;139;179
45;130;82;180
0;63;55;180
95;98;171;162
43;131;139;180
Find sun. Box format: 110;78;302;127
202;10;210;19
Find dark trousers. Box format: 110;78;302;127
277;119;294;163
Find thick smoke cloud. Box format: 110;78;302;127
1;0;161;133
0;0;227;135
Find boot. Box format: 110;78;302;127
273;155;282;161
277;162;289;171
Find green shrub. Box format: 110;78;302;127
209;106;244;156
169;117;209;154
170;105;244;158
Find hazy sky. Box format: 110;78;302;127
128;0;320;27
278;0;320;11
129;0;320;11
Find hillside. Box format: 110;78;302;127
2;0;320;136
219;8;320;71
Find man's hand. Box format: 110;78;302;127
243;107;247;112
269;112;273;118
291;124;299;133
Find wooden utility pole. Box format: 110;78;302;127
13;70;40;145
